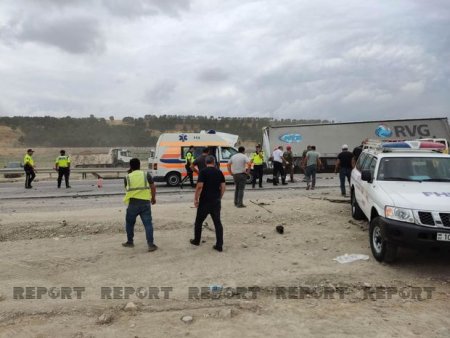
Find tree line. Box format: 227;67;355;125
0;115;328;147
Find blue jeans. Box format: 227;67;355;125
125;201;154;245
305;165;317;188
339;167;352;195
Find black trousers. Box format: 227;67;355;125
194;199;223;248
180;165;194;186
272;161;285;184
25;168;35;188
252;164;264;187
58;167;70;188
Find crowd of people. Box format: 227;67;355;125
20;141;366;253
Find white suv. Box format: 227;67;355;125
351;142;450;263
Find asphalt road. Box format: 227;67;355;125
0;174;340;200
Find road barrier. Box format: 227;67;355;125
0;168;128;179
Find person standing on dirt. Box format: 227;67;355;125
180;145;195;188
23;148;36;189
335;144;353;196
55;150;71;189
122;158;158;252
228;146;250;208
283;145;294;183
192;147;209;175
352;139;367;167
191;155;226;252
305;145;321;190
272;146;287;186
301;145;312;181
250;144;264;188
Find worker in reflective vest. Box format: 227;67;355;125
55;150;71;188
250;144;264;188
180;145;196;188
23;148;36;189
122;158;158;252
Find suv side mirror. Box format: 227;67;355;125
361;169;372;182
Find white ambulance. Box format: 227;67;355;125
148;131;249;186
351;140;450;263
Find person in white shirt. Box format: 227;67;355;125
227;146;250;207
272;146;288;186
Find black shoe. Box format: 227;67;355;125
259;185;263;188
148;244;158;252
252;185;255;189
66;186;71;188
57;186;61;189
190;239;200;246
237;204;246;208
213;245;223;252
122;242;134;247
25;186;32;189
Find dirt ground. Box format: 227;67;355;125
0;186;449;338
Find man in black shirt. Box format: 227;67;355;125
191;147;209;174
190;155;226;252
335;144;354;196
352;139;367;167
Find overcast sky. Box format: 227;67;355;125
0;0;449;121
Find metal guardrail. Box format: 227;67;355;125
0;167;129;178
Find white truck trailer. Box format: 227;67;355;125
262;117;450;172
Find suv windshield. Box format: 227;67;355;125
377;157;450;182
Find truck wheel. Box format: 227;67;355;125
369;217;397;263
351;189;365;220
166;172;181;187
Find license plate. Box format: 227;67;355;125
437;233;450;241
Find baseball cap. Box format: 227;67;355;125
342;144;348;150
27;148;34;153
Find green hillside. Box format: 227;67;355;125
0;115;328;147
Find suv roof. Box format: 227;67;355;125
363;149;449;158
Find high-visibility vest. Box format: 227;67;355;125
251;151;264;165
185;151;195;165
123;170;151;204
55;155;70;168
23;154;34;167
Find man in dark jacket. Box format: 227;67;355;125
190;155;226;252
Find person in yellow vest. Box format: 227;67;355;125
180;145;196;188
250;144;264;188
23;148;36;189
122;158;158;252
54;150;71;188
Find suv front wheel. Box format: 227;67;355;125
351;189;365;220
369;216;397;263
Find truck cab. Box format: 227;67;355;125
110;148;133;167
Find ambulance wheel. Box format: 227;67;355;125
369;217;397;263
166;172;181;187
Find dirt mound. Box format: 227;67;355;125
0;125;22;147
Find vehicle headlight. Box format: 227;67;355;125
384;206;415;223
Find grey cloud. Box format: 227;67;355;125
144;80;177;104
102;0;190;18
198;68;229;82
15;16;105;54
